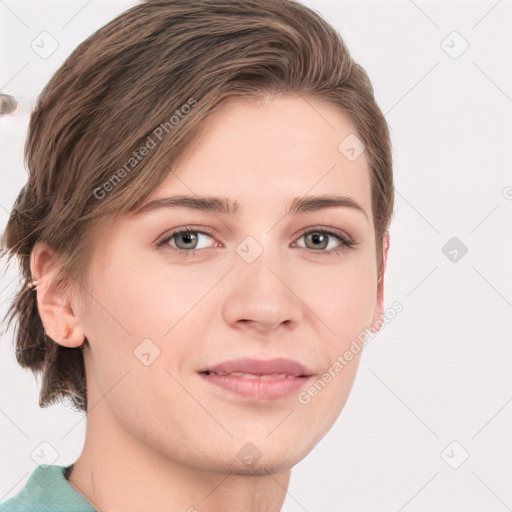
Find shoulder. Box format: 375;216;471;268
0;465;96;512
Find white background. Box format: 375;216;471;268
1;1;511;510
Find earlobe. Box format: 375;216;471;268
30;241;85;349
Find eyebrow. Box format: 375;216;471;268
132;193;368;221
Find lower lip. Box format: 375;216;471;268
199;373;312;400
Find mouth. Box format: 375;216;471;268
199;370;308;379
198;357;314;377
197;358;315;400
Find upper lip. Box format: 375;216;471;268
198;358;314;377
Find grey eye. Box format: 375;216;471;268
304;232;330;250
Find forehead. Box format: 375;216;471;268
145;95;373;219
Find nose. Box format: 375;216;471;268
221;244;304;334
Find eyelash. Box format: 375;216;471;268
155;226;356;257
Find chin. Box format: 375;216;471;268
218;453;300;476
230;461;294;476
181;440;309;476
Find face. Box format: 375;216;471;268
74;95;387;474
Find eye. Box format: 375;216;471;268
155;226;356;257
292;228;355;255
155;227;219;256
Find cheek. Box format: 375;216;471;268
296;254;375;419
301;254;378;339
80;259;207;391
85;254;198;339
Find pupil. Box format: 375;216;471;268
309;232;327;249
178;232;197;249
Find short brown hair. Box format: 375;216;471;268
0;0;394;413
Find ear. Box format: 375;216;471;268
371;231;390;329
30;241;85;348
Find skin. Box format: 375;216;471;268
31;94;389;512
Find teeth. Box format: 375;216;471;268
211;371;292;379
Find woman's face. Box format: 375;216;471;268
77;94;388;474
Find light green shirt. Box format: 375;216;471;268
0;465;96;512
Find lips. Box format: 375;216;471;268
198;358;315;400
198;357;313;378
